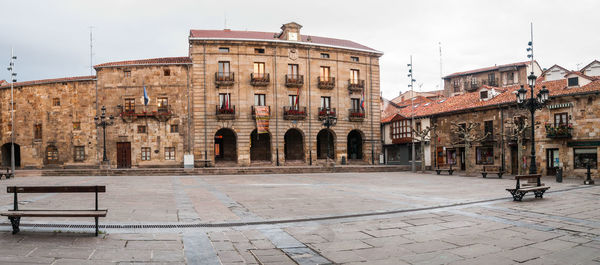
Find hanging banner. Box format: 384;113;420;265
255;106;270;134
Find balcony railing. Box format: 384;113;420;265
119;104;173;122
464;81;480;91
318;77;335;90
318;107;336;120
250;73;270;86
545;123;573;138
484;78;499;87
283;106;307;120
348;79;365;92
216;105;235;120
348;108;365;122
251;105;271;120
285;74;304;88
215;72;235;87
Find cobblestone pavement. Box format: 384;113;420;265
0;172;598;264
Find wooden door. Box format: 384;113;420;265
546;149;559;176
436;147;444;166
116;142;131;168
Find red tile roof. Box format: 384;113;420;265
565;71;598;81
0;75;96;89
380;98;406;123
443;61;533;79
393;96;434;107
189;29;381;53
0;80;7;86
94;57;192;69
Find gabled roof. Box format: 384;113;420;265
94;57;192;69
541;64;568;76
443;61;533;79
565;71;597;81
189;29;382;54
0;75;96;89
580;60;600;72
380;98;406;123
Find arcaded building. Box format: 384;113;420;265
0;22;383;168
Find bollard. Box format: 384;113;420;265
555;167;563;183
584;163;595;185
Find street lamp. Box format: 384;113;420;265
94;106;114;162
322;108;337;165
515;25;550;174
7;49;17;176
407;56;416;172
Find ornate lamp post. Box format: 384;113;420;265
322;109;337;165
7;49;17;176
94;106;114;162
515;26;550;174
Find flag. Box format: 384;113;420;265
225;94;229;109
143;85;149;106
360;89;365;110
295;87;300;108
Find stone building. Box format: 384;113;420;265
0;22;383;168
442;61;542;97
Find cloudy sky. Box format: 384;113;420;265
1;0;599;99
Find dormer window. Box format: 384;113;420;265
480;90;488;100
568;77;579;87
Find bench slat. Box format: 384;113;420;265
517;186;549;192
514;174;541;180
7;186;106;193
1;210;107;217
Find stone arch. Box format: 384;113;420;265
1;143;21;168
214;128;237;162
347;129;364;160
316;128;336;159
250;129;271;162
284;128;305;161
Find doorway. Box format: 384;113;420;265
347;130;363;160
284;128;304;161
317;129;335;159
214;128;237;162
1;143;21;168
250;129;271;162
459;147;466;170
116;142;131;168
546;148;559;176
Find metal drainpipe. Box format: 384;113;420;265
203;43;208;166
307;46;312;165
274;46;279;166
500;108;505;172
369;56;374;165
186;64;191;154
95;70;100;165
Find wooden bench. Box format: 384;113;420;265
0;168;13;179
435;164;454;175
505;174;550;201
0;186;107;236
481;165;504;178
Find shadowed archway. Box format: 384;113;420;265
284;128;304;161
316;129;335;160
347;130;363;160
215;128;237;162
250;129;271;162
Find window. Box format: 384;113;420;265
46;145;58;163
484;120;493;139
34;124;42;140
488;73;495;85
568;77;579;87
288;64;299;78
320;66;331;81
219;93;231;108
74;146;85;161
351;56;359;62
141;147;151;161
124;98;135;112
480;90;488;99
254;48;265;54
320;53;330;59
164;147;176;160
554;113;568;126
253;62;265;76
137;125;147;133
157;97;168;111
164;69;171;76
351;98;360;110
416;122;421;132
124;70;131;77
289;95;298;108
218;47;230;53
391;120;411;140
254;94;266;106
73;122;81;131
507;72;515;84
476;147;494;165
170;124;179;133
574;148;597;169
52;98;60;106
350;69;360;84
218;61;230;77
321;96;331;109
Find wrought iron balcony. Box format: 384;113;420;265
283;106;307;120
545;123;573;139
215;72;235;87
464;81;480;91
251;105;271;120
348;79;365;92
250;73;270;86
318;107;336;120
216;105;235;120
485;78;499;87
348;108;365;122
318;77;335;90
285;74;304;88
119;104;172;122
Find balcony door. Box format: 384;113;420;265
288;64;299;79
554;113;568;126
320;66;331;81
350;69;359;84
218;61;230;77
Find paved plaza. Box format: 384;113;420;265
0;171;599;264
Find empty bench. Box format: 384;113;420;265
0;186;107;236
435;164;454;175
506;174;550;201
481;165;504;178
0;168;13;179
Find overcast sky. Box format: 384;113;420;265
2;0;599;99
